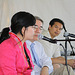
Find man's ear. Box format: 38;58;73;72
48;25;51;30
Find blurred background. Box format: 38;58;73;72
0;0;75;54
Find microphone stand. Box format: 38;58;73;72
64;37;70;75
55;37;74;75
54;39;75;41
61;25;75;75
63;32;75;55
69;41;75;56
63;25;75;56
54;38;75;75
42;36;75;75
39;33;75;75
65;37;67;66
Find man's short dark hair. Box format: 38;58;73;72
49;18;64;27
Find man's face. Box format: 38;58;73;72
33;20;43;41
49;22;63;39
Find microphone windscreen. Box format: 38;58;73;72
63;32;69;37
38;34;44;40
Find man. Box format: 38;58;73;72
26;16;53;75
39;18;75;69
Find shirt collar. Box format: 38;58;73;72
26;40;37;46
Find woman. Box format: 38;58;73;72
0;11;36;75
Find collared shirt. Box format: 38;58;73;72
26;40;53;75
39;29;62;58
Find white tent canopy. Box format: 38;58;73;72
0;0;75;51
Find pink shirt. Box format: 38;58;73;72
0;32;34;75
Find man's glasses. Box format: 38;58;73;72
32;25;43;30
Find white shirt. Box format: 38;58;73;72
26;40;53;75
39;29;62;58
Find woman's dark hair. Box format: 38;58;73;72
0;27;10;43
0;11;36;43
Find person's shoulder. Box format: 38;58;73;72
34;41;41;44
0;38;14;50
0;37;17;48
0;38;10;45
34;41;43;47
34;41;44;51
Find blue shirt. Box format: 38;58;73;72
26;40;53;75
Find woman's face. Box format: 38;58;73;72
24;26;35;40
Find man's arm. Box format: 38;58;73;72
51;56;65;64
39;42;53;75
51;56;75;68
40;66;49;75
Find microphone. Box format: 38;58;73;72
38;34;57;44
64;32;75;38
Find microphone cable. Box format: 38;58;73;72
60;43;70;75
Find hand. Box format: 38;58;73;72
40;66;49;75
68;59;75;68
